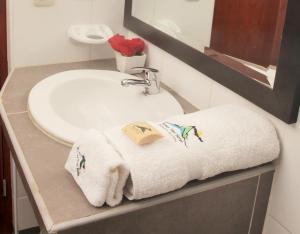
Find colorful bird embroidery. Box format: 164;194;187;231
166;122;203;146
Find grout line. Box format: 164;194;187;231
248;175;261;234
7;111;28;116
269;215;293;234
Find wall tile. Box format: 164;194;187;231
160;53;213;110
10;0;92;67
210;81;263;112
266;116;300;234
263;216;292;234
90;0;126;60
144;42;166;73
9;0;123;68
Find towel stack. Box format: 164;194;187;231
65;105;280;207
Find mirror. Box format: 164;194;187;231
125;0;300;123
132;0;288;88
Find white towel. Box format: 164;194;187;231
65;130;129;207
104;105;280;200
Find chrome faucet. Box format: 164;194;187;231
121;67;160;95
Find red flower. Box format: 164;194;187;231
129;38;145;55
108;34;145;57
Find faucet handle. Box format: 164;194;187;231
129;67;159;74
122;66;160;95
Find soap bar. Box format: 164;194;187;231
122;122;163;145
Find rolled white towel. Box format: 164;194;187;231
65;130;129;207
165;105;280;180
104;105;280;200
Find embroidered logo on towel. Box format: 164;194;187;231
159;122;203;147
76;147;86;176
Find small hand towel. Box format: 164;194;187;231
65;130;129;207
104;105;280;200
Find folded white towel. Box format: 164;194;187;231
104;105;280;200
105;128;190;200
65;130;129;207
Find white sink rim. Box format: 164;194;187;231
28;70;184;145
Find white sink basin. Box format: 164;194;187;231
28;70;183;144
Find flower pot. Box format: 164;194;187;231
115;52;146;73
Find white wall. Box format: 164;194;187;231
8;0;125;68
7;0;125;231
131;31;299;234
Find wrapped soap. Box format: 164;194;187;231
122;122;163;145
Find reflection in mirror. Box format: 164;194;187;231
132;0;288;88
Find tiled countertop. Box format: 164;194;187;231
0;59;274;233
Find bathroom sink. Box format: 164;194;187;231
28;70;183;144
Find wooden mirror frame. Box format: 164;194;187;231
124;0;300;123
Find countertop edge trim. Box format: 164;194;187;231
50;164;274;233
